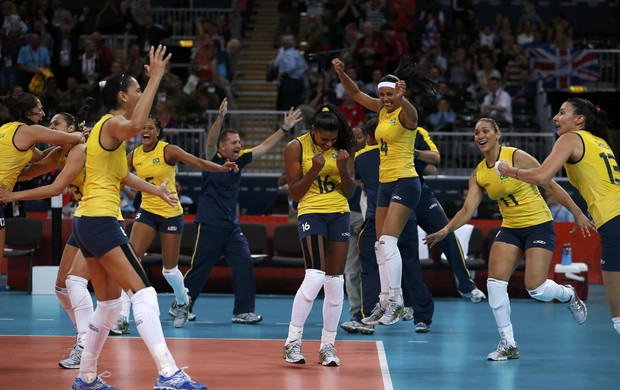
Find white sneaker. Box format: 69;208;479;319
379;300;404;326
361;302;385;326
318;343;340;366
565;284;587;325
460;288;487;303
487;339;520;361
283;340;305;364
401;307;414;321
59;342;83;369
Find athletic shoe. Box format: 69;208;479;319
379;300;404;325
460;288;487;303
318;343;340;366
340;320;375;335
170;297;192;328
154;369;207;389
414;322;431;333
487;339;520;361
401;307;414;321
188;312;196;321
361;302;385;326
283;340;305;364
109;316;130;336
232;312;263;324
72;373;118;390
565;284;587;325
59;342;83;369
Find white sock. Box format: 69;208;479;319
80;298;122;381
286;324;303;344
320;329;337;349
55;285;76;329
377;235;402;289
119;290;131;319
66;275;94;342
322;275;344;333
388;287;403;305
290;269;325;328
487;278;513;343
499;324;516;346
375;241;390;293
131;287;178;377
162;266;189;306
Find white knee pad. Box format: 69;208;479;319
528;280;559;302
376;235;399;264
93;298;122;330
131;286;161;321
374;241;384;265
297;269;325;302
323;275;344;307
487;278;509;310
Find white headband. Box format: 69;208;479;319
378;81;396;90
98;80;107;89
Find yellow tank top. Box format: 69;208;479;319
75;114;128;218
132;141;183;218
59;151;86;202
0;122;34;191
476;146;552;228
296;132;349;216
375;107;417;183
565;130;620;228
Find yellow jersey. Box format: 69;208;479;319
59;151;86;202
375;107;417;183
476;146;552;228
0;122;34;191
296;132;349;216
131;141;183;218
565;130;620;228
75;114;128;218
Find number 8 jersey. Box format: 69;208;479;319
476;146;552;228
565;130;620;228
296;132;349;217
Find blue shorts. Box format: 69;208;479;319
66;232;79;248
298;213;350;242
72;217;128;258
598;215;620;272
135;209;184;234
377;177;421;210
493;221;555;252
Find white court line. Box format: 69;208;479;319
35;318;55;321
376;340;394;390
0;318;14;321
408;340;429;343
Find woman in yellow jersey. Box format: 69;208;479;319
0;93;83;272
332;58;436;325
282;103;355;367
69;45;206;390
113;112;237;331
498;98;620;337
0;112;176;371
425;118;594;361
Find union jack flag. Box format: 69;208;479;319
529;47;600;89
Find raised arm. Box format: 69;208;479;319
332;58;382;112
107;45;171;141
0;145;85;202
395;81;418;129
252;107;303;160
165;144;238;172
14;125;84;151
205;98;228;160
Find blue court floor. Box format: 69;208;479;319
0;285;618;390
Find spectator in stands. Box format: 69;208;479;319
353;21;386;82
335;65;362;102
447;47;475;92
96;0;128;35
58;76;87;116
0;26;21;95
17;31;52;91
274;34;307;111
480;77;513;127
418;0;445;50
282;103;355;366
343;22;363;51
501;44;529;88
428;98;455;132
273;0;305;47
182;100;303;324
547;11;573;49
381;23;408;73
518;1;546;32
175;178;194;205
338;94;366;128
363;0;386;32
478;25;496;49
2;1;28;36
505;66;537;114
299;73;337;129
426;117;590;361
475;54;501;103
78;40;106;87
387;0;416;33
419;45;448;76
546;192;574;223
129;11;171;57
50;0;74;28
154;100;178;130
90;31;115;76
124;43;148;86
77;7;98;35
50;22;80;90
516;19;535;47
364;68;382;98
215;14;231;44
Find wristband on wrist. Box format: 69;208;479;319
280;126;289;133
515;168;520;180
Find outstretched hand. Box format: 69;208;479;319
422;228;449;248
158;178;179;206
394;80;407;99
283;107;303;130
571;213;597;238
218;98;228;118
222;161;239;172
144;45;172;80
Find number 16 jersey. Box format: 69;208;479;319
296;132;349;217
